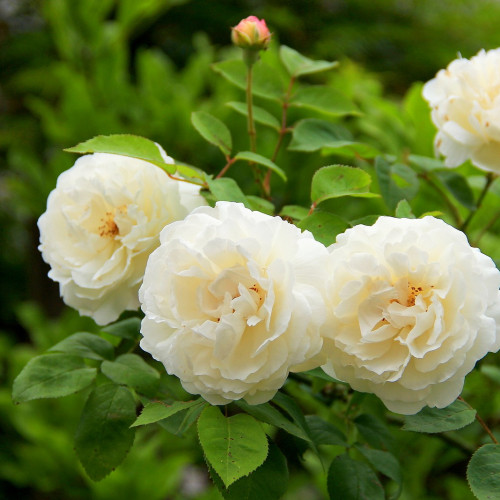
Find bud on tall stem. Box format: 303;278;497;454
231;16;271;160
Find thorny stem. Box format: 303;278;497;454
458;396;499;444
418;172;462;226
263;76;296;197
460;172;497;232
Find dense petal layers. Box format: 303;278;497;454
139;201;329;405
423;48;500;172
322;216;500;414
38;152;206;325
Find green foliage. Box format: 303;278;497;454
210;441;289;500
403;401;477;434
467;444;500;500
327;454;385;500
101;354;160;397
297;212;349;246
191;111;233;157
279;45;339;78
12;353;97;403
197;406;269;487
74;383;136;481
65;134;176;173
49;332;115;361
311;165;378;204
132;399;206;427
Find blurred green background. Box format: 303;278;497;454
2;0;500;498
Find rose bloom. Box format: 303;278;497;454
139;201;328;405
38;151;206;325
321;216;500;414
423;48;500;173
231;16;271;51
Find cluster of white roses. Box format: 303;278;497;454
38;48;500;415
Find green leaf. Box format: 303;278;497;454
12;353;97;403
158;400;207;436
408;154;444;172
211;441;288;500
298;211;349;246
49;332;114;361
65;134;176;173
435;170;476;210
481;364;500;385
354;414;395;453
290;86;359;116
280;45;338;77
288;119;351;152
311;165;377;204
403;82;436;157
245;196;275;215
74;383;136;481
272;392;318;454
212;60;284;101
304;367;345;384
131;399;204;427
226;101;280;130
375;157;419;210
305;415;348;447
191;111;232;156
322;142;381;159
279;205;309;221
101;353;160;397
402;400;476;433
102;317;141;340
235;399;309;442
234;151;287;182
198;406;268;488
206;177;249;205
356;447;403;500
327;454;384;500
395;199;416;219
467;444;500;500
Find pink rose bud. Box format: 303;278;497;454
231;16;271;51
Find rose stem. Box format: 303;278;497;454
458;396;498;444
263;76;296;196
246;63;257;153
461;172;497;232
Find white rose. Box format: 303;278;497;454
321;216;500;415
139;201;329;405
423;48;500;173
38;151;206;325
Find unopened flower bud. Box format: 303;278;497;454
231;16;271;51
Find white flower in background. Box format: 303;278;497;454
139;201;329;405
423;48;500;173
321;216;500;415
38;151;206;325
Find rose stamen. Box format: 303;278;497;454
407;284;424;307
98;211;119;238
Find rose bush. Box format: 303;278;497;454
423;48;500;173
139;201;329;405
38;151;206;325
321;216;500;414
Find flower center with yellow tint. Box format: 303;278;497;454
406;284;424;307
97;205;127;238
